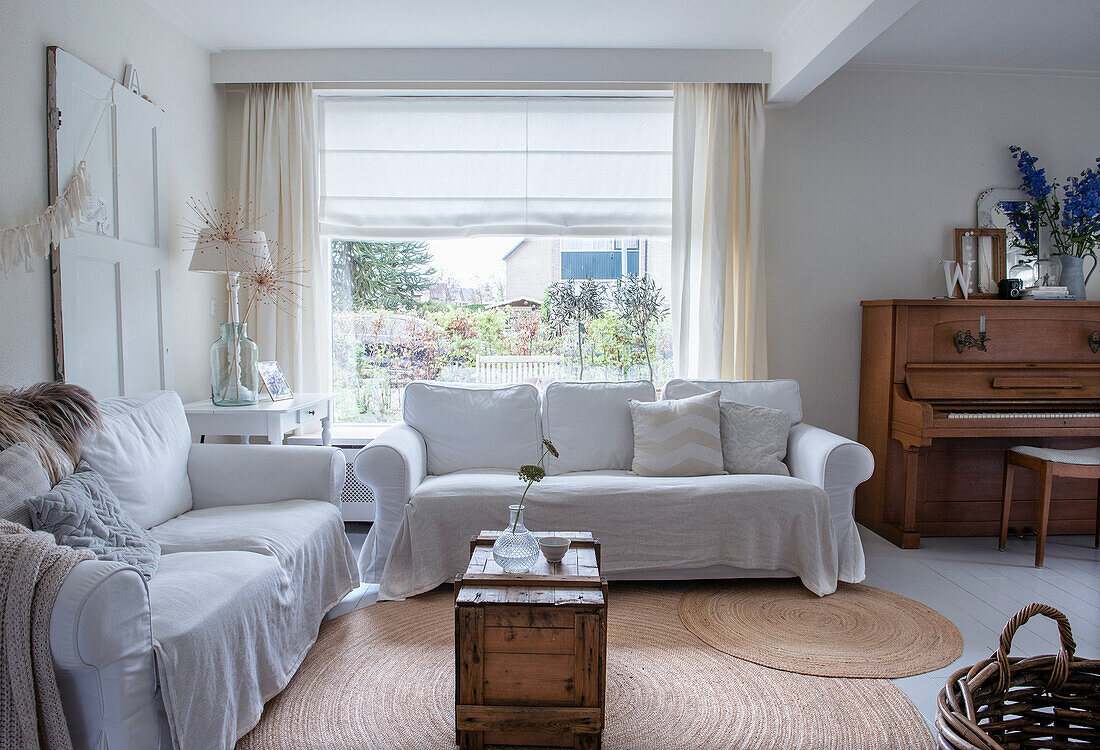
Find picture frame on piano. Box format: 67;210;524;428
954;228;1007;299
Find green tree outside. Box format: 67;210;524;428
331;240;436;311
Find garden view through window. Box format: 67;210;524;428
331;236;673;423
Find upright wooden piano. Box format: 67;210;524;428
857;299;1100;548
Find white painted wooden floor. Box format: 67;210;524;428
336;524;1099;729
860;528;1099;727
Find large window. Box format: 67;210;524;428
320;94;674;424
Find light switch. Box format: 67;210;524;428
210;298;218;318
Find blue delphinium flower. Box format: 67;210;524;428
1010;145;1053;201
1003;200;1039;252
1060;156;1100;257
1009;147;1099;259
1062;158;1100;229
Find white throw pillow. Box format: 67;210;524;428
719;400;790;476
80;391;193;529
663;378;803;424
628;391;725;477
542;381;656;474
403;382;541;475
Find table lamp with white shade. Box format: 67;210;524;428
189;228;269;406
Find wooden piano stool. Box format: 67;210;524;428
999;447;1100;567
858;299;1100;548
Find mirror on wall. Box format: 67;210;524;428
976;188;1035;272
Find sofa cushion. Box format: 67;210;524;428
28;462;160;579
719;401;790;476
0;444;50;527
80;391;193;529
664;379;804;425
381;469;838;598
542;381;656;474
403;382;541;475
628;391;725;477
147;498;356;750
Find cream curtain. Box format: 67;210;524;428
239;83;329;394
671;83;766;380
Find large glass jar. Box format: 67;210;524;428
210;322;259;406
492;504;540;573
1008;259;1037;288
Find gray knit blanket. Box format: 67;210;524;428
1;519;93;750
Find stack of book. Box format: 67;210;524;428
1022;286;1075;300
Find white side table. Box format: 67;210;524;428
183;393;335;446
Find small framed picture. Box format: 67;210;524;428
257;361;293;401
954;228;1007;298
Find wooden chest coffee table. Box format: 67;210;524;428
455;531;607;750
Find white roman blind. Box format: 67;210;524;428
319;96;673;238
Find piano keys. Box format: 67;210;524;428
945;412;1100;419
857;299;1100;548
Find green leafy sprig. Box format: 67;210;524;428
513;438;559;532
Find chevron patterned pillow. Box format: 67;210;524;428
628;391;725;477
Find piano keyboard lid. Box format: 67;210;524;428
905;364;1100;404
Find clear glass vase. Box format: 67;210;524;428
492;504;540;573
210;322;260;406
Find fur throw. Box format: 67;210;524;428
0;382;100;485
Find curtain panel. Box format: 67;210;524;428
318;96;673;238
239;83;330;394
672;83;767;381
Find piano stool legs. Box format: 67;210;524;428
998;459;1016;553
999;449;1100;568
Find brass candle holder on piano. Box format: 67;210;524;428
954;314;991;353
953;329;991;353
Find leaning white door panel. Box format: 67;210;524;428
47;46;172;398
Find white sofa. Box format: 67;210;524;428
355;378;873;600
24;391;358;750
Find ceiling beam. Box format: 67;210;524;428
210;47;772;85
767;0;919;105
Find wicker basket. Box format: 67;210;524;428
936;603;1099;749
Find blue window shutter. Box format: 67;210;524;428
627;250;639;276
561;251;622;280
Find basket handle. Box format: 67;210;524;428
994;603;1076;695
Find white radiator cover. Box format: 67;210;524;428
339;447;375;521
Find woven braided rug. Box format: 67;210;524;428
679;580;963;678
237;585;933;750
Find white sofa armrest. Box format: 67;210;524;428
186;444;345;510
50;560;162;750
786;422;874;583
353;424;427;582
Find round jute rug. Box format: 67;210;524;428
678;580;963;679
237;585;933;750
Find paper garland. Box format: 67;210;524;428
0;162;94;277
1;81;115;278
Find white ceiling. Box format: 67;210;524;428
149;0;805;52
148;0;1100;104
852;0;1100;72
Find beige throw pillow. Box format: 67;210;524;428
628;391;725;477
719;400;791;475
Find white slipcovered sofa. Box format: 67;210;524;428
355;378;873;599
30;391;358;750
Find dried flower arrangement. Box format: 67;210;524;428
180;194;267;274
241;240;309;321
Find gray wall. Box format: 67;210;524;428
765;68;1100;438
0;0;225;399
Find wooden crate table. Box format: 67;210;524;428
455;531;607;750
